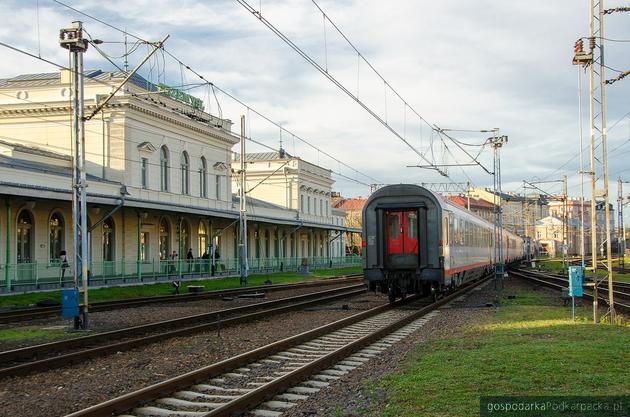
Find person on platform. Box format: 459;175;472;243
186;248;194;272
169;251;178;274
59;250;69;279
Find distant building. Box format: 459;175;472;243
547;199;614;255
465;188;548;237
534;216;581;257
332;196;367;255
446;195;496;223
231;149;347;259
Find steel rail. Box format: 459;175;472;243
65;276;490;417
0;284;366;378
509;269;630;314
513;268;630;300
0;275;363;323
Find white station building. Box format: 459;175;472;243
0;70;356;292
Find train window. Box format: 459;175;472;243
464;220;469;246
388;214;399;239
407;212;417;238
444;218;449;245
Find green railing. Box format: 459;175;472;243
0;255;362;291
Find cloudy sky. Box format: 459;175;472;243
2;0;630;201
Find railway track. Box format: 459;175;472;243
0;283;366;379
514;268;630;302
526;266;630;293
65;276;491;417
0;275;363;324
509;268;630;314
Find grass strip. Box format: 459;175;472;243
0;266;361;308
369;285;630;417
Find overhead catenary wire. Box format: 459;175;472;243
539;110;630;181
235;0;504;192
234;0;450;178
48;0;379;188
0;88;374;188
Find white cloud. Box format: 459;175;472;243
1;0;630;200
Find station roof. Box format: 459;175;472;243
333;197;367;211
0;70;159;92
233;149;294;162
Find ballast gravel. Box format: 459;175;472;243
0;292;384;417
0;281;358;351
280;278;561;417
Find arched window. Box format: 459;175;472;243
159;218;170;260
198;221;208;257
181;151;190;195
199;157;208;198
160;146;169;191
49;212;64;261
180;220;191;255
16;210;33;263
102;218;114;261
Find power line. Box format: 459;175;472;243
0;71;373;188
540;110;630;180
0;40;67;70
234;0;453;178
49;0;380;188
160;48;379;186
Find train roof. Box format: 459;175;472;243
367;184;522;241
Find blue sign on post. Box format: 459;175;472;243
568;266;583;297
61;288;80;318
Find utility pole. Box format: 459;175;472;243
577;60;587;269
239;115;248;286
523;180;531;256
619;177;623;269
562;175;569;268
488;131;508;289
60;21;89;330
597;0;616;324
618;178;629;270
571;0;629;323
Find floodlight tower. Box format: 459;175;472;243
487;132;508;288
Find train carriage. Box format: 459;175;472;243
362;184;524;301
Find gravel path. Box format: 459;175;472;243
0;292;385;417
0;282;358;351
279;279;537;417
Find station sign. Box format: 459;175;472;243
568;266;583;297
157;83;205;110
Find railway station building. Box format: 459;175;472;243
0;70;356;292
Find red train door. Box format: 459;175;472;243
386;211;403;255
386;210;419;267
